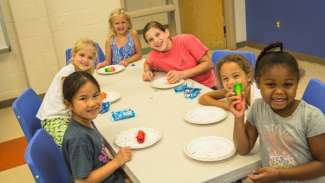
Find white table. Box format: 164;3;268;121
94;59;261;183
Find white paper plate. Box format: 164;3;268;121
184;106;227;125
184;136;235;162
150;77;185;89
103;91;121;103
115;127;162;149
97;65;125;75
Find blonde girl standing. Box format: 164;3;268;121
37;38;97;147
97;8;142;68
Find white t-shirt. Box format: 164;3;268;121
245;82;261;114
36;64;75;120
250;82;261;103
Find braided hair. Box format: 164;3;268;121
255;42;300;81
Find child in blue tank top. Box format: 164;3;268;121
97;8;142;69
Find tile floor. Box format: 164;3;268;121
0;47;324;183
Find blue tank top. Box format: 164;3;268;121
111;32;135;65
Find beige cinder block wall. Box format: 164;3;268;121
0;0;28;101
45;0;120;67
0;0;121;101
9;0;59;94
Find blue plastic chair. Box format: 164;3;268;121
12;88;42;142
25;129;71;183
302;79;325;114
65;42;105;65
211;50;256;67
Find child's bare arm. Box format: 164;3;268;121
143;61;154;81
121;31;142;66
249;134;325;182
226;90;258;155
233;118;258;155
283;134;325;181
75;147;132;183
96;37;112;69
167;54;213;83
198;89;229;110
104;37;113;65
187;54;214;78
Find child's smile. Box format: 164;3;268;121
112;15;129;35
220;62;251;92
68;81;101;124
72;45;96;71
145;28;171;52
85;106;100;115
257;64;299;116
271;96;288;108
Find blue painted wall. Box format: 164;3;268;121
246;0;325;58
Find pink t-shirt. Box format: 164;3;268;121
146;34;216;88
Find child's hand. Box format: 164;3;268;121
166;70;185;84
226;91;245;118
115;147;132;166
248;167;281;183
96;61;108;70
120;60;129;67
143;70;154;81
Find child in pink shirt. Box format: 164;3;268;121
142;21;216;88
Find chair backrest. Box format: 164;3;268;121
12;88;42;142
25;129;71;183
211;50;256;68
302;79;325;114
66;42;105;65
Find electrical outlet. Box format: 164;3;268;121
276;20;281;29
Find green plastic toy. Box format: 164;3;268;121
234;82;243;96
233;82;244;110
